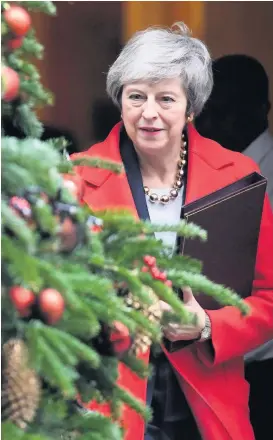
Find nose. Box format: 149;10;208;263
142;97;158;120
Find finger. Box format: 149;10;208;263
182;286;194;304
159;300;172;312
163;330;179;342
163;330;195;342
165;323;181;332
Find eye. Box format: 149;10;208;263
161;96;175;103
129;93;144;101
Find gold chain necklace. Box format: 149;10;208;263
143;134;187;204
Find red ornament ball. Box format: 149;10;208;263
9;286;35;317
39;288;65;324
4;6;31;36
2;66;20;102
7;36;24;50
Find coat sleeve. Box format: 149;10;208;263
196;192;273;366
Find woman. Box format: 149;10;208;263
72;23;273;440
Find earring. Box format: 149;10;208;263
187;115;193;123
121;114;123;120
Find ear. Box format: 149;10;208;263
187;113;194;123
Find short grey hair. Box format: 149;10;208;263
106;22;213;116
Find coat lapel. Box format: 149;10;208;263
80;124;139;219
184;123;235;205
80;122;236;221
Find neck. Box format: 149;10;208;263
137;144;181;188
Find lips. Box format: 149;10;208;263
139;128;162;132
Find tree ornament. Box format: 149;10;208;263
157;272;167;282
124;287;162;355
143;255;156;267
7;36;24;50
9;286;36;317
52;201;83;252
3;6;31;37
150;266;161;280
9;196;33;221
87;215;103;233
62;174;84;201
1;66;20;102
1;339;41;429
58;216;81;253
38;288;65;324
141;266;149;273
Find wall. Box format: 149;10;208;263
39;1;122;149
204;1;273;129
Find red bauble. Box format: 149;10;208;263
7;36;24;50
4;6;31;37
9;286;35;317
143;255;157;267
2;66;20;102
39;288;65;324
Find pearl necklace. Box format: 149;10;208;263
143;134;187;204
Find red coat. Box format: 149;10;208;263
72;123;273;440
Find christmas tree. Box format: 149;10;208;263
1;2;249;440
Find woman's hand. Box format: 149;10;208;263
161;286;206;342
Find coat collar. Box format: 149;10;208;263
78;122;236;213
80;122;234;185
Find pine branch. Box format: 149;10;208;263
170;270;250;314
157;253;202;274
139;273;195;324
113;385;151;423
19;31;44;59
67;412;123;440
27;328;79;398
17;1;57;15
2;421;50;440
71;157;123;174
1;201;36;248
36;322;101;368
34;260;101;329
2;235;43;289
121;353;151;380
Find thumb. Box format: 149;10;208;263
182;286;195;304
159;300;172;312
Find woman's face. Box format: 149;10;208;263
121;78;189;155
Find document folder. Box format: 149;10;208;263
164;172;267;352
